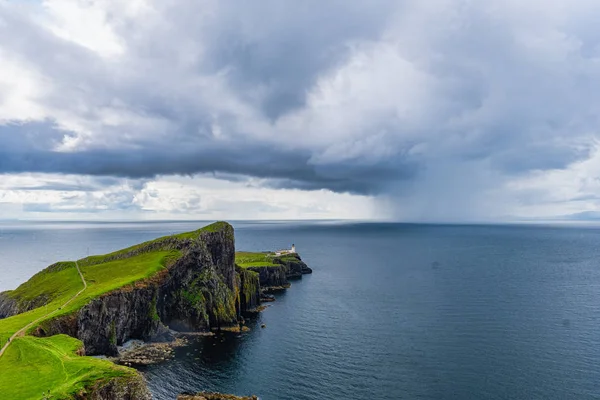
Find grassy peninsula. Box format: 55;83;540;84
0;222;229;399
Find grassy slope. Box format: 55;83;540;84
0;335;134;400
0;221;228;400
0;251;177;345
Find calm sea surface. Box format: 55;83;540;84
1;221;600;399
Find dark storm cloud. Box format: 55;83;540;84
0;121;414;195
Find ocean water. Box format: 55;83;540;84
2;221;600;399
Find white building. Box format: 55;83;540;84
275;244;296;256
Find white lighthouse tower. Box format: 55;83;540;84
291;244;296;253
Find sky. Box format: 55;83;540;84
2;0;600;221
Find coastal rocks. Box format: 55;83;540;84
113;337;189;366
115;342;175;366
260;293;275;302
78;374;152;400
178;393;258;400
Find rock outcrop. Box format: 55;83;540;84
277;253;312;279
247;265;288;289
0;293;18;319
34;223;259;356
178;393;258;400
77;374;152;400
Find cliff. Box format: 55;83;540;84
237;267;261;312
0;293;18;319
31;222;260;356
246;265;288;289
178;393;258;400
76;373;152;400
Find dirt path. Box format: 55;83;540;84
0;261;87;359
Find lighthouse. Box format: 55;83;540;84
291;244;296;253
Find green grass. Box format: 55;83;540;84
0;264;83;346
235;252;279;268
0;221;232;399
5;262;80;305
175;221;231;238
77;221;227;268
55;250;178;323
235;251;301;268
0;335;134;399
276;254;301;263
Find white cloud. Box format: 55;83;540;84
0;173;376;220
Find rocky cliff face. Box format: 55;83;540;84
0;293;18;319
277;254;313;279
247;265;288;289
178;393;258;400
76;373;152;400
237;267;260;312
34;223;259;356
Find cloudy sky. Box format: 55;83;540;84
2;0;600;221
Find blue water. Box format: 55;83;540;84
2;221;600;399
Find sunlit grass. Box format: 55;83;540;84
235;252;279;268
0;335;134;399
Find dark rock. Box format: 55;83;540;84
76;373;152;400
149;323;176;343
178;392;258;400
247;265;288;290
260;294;275;302
115;342;175;366
0;292;19;319
237;267;260;312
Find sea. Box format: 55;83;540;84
1;221;600;400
